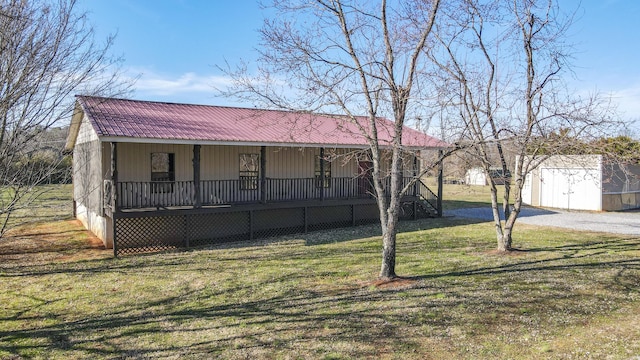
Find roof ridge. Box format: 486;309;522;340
76;95;378;120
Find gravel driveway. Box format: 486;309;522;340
447;207;640;236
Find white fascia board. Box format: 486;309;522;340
98;136;442;150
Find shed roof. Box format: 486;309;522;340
67;96;448;149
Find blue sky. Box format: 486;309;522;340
80;0;640;131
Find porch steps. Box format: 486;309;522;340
400;198;438;219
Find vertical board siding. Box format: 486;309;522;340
73;139;103;214
201;145;261;180
115;143;362;182
330;148;358;178
268;147;314;178
116;143;194;181
75;115;99;145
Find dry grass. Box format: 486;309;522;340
0;184;638;359
441;183;506;210
0;216;639;359
0;220;110;265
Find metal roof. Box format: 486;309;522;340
70;96;448;149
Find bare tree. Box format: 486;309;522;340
0;0;130;238
226;0;442;280
431;0;619;251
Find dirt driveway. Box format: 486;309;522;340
448;207;640;236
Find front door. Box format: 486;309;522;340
358;160;373;197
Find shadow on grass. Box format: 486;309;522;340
1;229;639;358
193;216;489;251
442;200;492;210
2;238;639;358
411;248;640;282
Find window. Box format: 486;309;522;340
315;155;331;188
151;152;175;192
239;153;260;190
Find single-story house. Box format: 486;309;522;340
520;155;640;211
65;96;448;255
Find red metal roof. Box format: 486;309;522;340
76;96;448;148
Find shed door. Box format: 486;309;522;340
521;173;532;205
539;168;601;211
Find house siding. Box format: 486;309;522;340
116;143;194;182
76;114;99;145
267;147;314;178
114;144;362;182
200;145;260;180
73;137;112;247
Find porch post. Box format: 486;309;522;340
260;146;267;204
319;147;325;201
413;153;419;196
193;144;201;208
437;149;443;217
111;142;118;212
110;142;118;257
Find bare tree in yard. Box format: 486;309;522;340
432;0;619;251
0;0;129;238
227;0;442;279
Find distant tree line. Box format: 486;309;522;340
532;133;640;164
0;0;130;238
1;126;71;186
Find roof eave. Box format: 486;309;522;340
96;135;447;150
64;100;85;152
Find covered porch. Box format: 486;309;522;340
102;142;443;256
103;142;443;215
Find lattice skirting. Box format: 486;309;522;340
113;201;431;256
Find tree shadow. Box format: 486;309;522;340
2;231;638;358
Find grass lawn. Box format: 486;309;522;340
1;184;73;230
0;185;639;359
441;183;506;210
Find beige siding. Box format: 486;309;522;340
116;143;194;181
200;145;261;180
76;114;99;145
602;192;640;211
529;169;541;206
201;145;359;180
402;153;419;177
73;139;113;247
267;147;314;178
335;148;359;178
112;143;363;182
73;139;103;213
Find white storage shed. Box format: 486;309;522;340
520;155;640;211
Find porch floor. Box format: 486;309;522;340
116;197;382;215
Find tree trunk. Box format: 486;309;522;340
500;179;525;252
497;229;513;252
379;228;397;279
378;148;402;280
379;196;400;279
488;179;506;250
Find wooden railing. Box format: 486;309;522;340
112;177;437;210
417;179;438;210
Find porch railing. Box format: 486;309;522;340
112;176;436;210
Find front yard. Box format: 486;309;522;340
0;184;639;359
